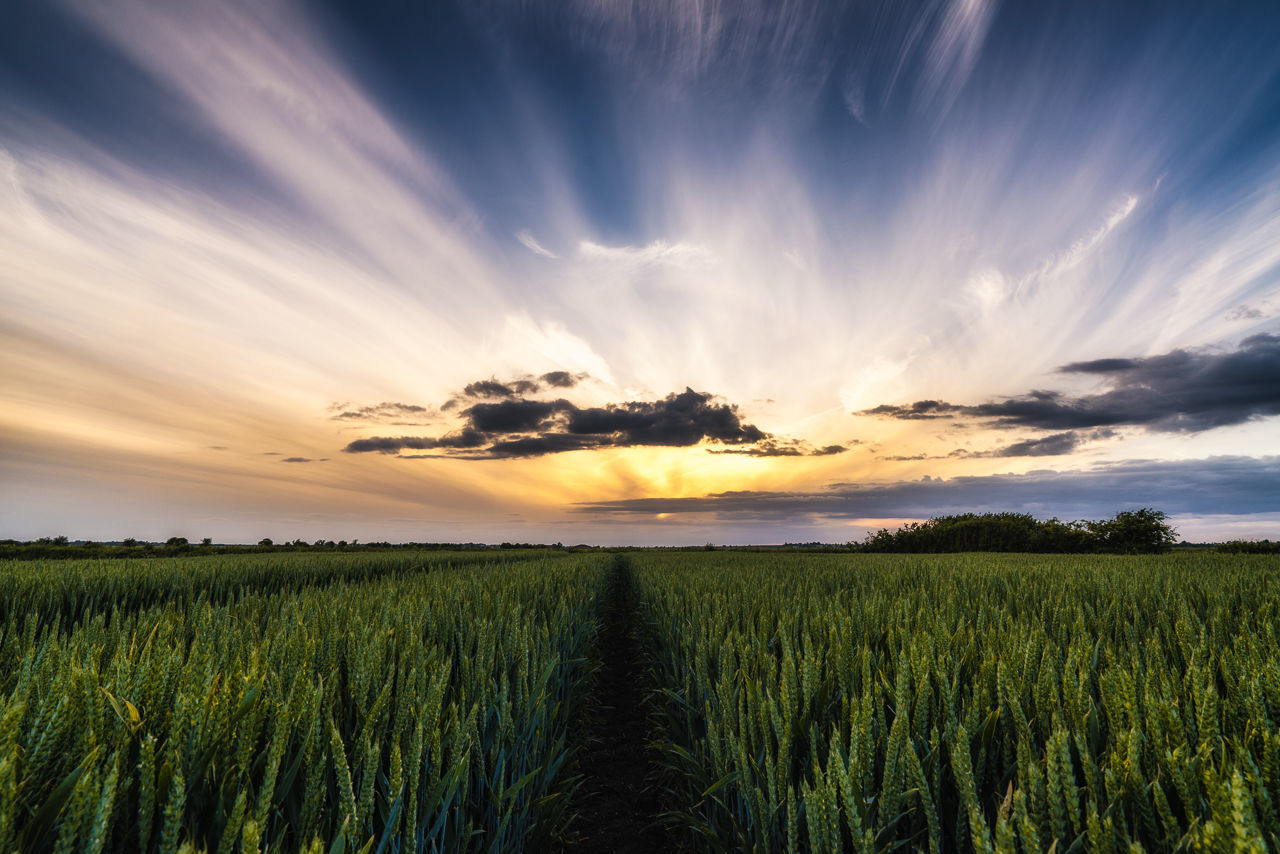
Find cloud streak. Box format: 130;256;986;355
60;0;501;315
516;229;557;258
879;429;1118;460
523;0;1001;121
329;402;435;424
970;429;1117;458
710;440;850;458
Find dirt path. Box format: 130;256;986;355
554;557;672;853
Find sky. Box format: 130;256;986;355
2;0;1279;545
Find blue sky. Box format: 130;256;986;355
1;0;1278;544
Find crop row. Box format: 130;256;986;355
0;555;605;852
0;550;557;629
633;552;1280;852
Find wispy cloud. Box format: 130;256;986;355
328;402;437;425
1227;305;1265;322
62;0;499;311
520;0;1000;121
877;428;1117;460
918;0;1000;118
710;440;850;458
578;240;713;268
1031;194;1140;284
516;229;557;258
837;0;1000;125
969;429;1117;458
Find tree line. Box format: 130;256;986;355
0;537;516;561
4;509;1275;558
852;508;1180;554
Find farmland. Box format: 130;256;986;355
1;550;1278;851
635;552;1280;852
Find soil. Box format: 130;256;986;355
553;558;674;853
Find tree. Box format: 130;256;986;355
200;537;213;547
258;538;273;547
165;536;189;548
1089;508;1177;554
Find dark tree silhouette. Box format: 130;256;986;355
856;508;1176;554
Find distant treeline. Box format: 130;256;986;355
852;509;1181;554
3;513;1276;559
1216;539;1280;554
0;536;568;561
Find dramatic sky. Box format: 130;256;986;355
2;0;1279;545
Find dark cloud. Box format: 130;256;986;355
715;446;805;457
1226;305;1264;321
878;429;1117;461
462;371;586;399
343;429;486;454
343;387;810;459
567;388;766;447
861;335;1280;433
972;428;1118;458
709;439;851;457
467;398;572;433
463;378;539;398
388;434;608;460
1057;358;1140;373
540;370;586;388
281;456;328;463
329;402;433;424
859;399;963;420
441;371;589;410
575;456;1280;521
427;428;489;449
878;448;970;462
485;433;609;458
